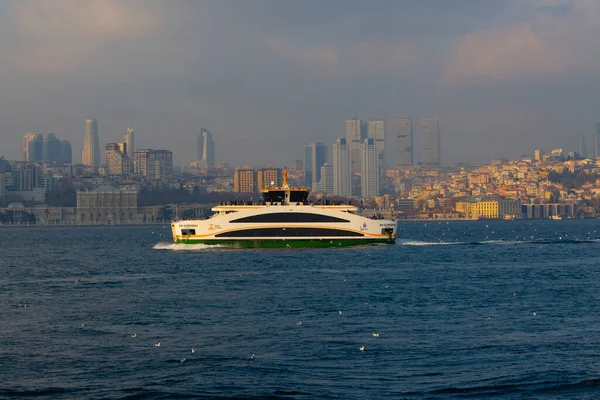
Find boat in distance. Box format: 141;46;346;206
171;169;397;248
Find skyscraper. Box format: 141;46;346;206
197;128;215;168
333;138;351;197
304;142;327;191
82;118;100;167
421;118;440;166
361;138;379;198
578;136;588;158
368;119;386;169
61;140;72;164
124;127;135;159
345;118;368;174
23;133;43;162
43;133;62;162
396;118;413;166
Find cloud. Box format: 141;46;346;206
5;0;162;75
443;0;600;84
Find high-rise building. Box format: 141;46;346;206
368;119;386;169
82;118;100;167
12;164;41;191
294;159;303;171
578;136;588;159
133;149;172;180
333;138;351;197
304;142;327;192
61;140;72;164
23;133;43;162
316;162;334;194
43;133;62;162
124;127;135;159
421;118;440;166
148;150;173;180
133;149;152;177
196;128;215;168
345;118;368;174
534;149;545;163
234;167;256;193
257;167;282;190
23;133;44;162
105;143;130;176
396;118;413;166
361;138;379;198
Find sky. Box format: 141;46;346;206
1;0;599;167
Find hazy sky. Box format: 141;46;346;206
1;0;599;167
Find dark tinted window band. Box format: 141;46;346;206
230;213;349;223
215;227;363;237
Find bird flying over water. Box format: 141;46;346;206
155;342;161;347
131;333;137;339
359;346;365;352
372;333;380;337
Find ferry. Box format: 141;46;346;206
171;169;397;248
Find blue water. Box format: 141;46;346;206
2;220;600;399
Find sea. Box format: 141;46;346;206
2;220;600;399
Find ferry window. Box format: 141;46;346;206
230;212;349;223
181;229;196;235
381;228;394;235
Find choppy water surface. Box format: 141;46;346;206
2;220;600;399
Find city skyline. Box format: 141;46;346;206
1;1;600;166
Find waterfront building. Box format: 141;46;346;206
76;186;138;224
361;138;379;198
234;167;256;193
82;118;100;167
421;118;440;166
346;118;368;174
304;142;327;192
396;118;413;166
257;167;282;190
124;127;135;159
332;137;351;197
105;143;130;176
368;119;386;169
594;123;600;159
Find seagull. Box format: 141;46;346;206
191;348;196;353
372;333;380;337
81;323;85;327
359;346;365;352
249;353;255;360
533;312;537;316
513;292;517;296
487;316;492;321
180;358;186;364
131;333;137;339
339;310;343;315
155;342;161;347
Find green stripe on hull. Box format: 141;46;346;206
174;238;395;248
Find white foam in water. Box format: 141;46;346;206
153;242;222;250
400;240;464;246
